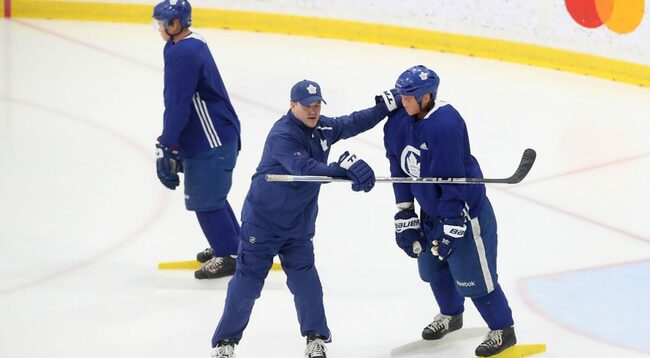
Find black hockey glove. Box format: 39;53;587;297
337;151;375;192
432;217;467;260
155;142;182;190
375;88;401;112
394;209;425;258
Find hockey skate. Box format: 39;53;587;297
475;326;517;357
196;247;214;263
211;339;236;358
305;333;327;358
422;313;463;340
194;256;236;279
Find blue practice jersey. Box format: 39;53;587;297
383;101;486;219
160;33;240;158
242;103;389;238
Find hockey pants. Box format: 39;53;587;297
212;223;330;346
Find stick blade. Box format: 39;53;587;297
508;148;537;184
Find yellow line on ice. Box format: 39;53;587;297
158;260;282;271
158;260;202;270
10;0;650;88
482;344;546;358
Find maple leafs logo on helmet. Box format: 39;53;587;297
395;65;440;103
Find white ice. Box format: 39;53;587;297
0;19;649;358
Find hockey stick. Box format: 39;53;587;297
266;148;536;185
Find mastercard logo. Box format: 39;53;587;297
565;0;645;34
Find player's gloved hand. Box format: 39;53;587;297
155;142;181;190
337;151;375;192
394;209;425;258
432;217;467;260
375;89;402;112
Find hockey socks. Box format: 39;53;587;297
471;284;514;330
430;268;465;316
224;201;242;236
196;201;240;257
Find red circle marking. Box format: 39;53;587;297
566;0;604;28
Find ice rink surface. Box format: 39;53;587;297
1;19;649;357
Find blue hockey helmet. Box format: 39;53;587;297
153;0;192;29
395;65;440;103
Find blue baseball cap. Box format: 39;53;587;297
290;80;327;106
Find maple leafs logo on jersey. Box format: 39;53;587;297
400;145;421;178
320;138;328;151
307;84;317;94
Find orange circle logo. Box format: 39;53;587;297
565;0;645;34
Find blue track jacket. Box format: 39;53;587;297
242;103;389;238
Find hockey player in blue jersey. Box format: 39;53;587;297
384;65;516;357
210;80;399;358
153;0;241;279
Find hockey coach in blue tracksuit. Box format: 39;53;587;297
209;80;400;358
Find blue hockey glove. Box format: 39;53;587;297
337;151;375;192
394;209;425;258
375;89;402;112
155;142;181;190
432;217;467;260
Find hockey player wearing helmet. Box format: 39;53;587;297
152;0;242;280
395;64;440;117
153;0;192;41
385;65;517;356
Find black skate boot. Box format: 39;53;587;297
475;326;517;357
305;333;327;358
422;313;463;340
196;247;214;263
211;339;236;358
194;256;236;279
